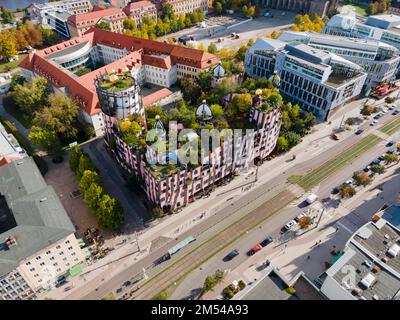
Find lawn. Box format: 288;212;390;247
289;134;382;190
379;116;400;136
0;54;27;73
342;4;368;16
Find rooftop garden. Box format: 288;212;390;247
98;72;134;92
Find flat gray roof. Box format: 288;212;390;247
0;157;75;276
332;243;400;300
241;272;297;300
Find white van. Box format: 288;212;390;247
305;193;318;205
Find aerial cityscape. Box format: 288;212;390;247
2;0;400;305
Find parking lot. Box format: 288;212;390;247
163;10;296;50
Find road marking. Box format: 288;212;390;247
336;221;354;234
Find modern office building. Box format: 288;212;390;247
252;0;336;17
320;218;400;300
0;157;85;300
67;7;127;37
323;13;400;51
278;31;400;90
122;1;158;26
31;0;93;38
19;28;219;136
245;39;367;120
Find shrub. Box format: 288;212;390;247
339;184;356;198
286;287;296;295
370;164;385;174
353;171;372;186
298;216;313;229
238;280;246;290
224;288;235;300
153;290;168;300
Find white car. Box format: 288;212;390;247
344;179;354;185
264;12;270;17
372;119;379;125
294;212;307;222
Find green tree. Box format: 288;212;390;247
215;2;223;15
0;33;18;59
69;145;84;173
277;136;289;152
28;126;62;158
231;93;252;113
179;77;201;102
75;67;92;76
123;17;137;31
384;153;398;164
203;275;217;293
152;207;164;219
211;104;224;119
77;154;97;180
38;25;59;45
12;77;49;114
198;70;212;91
370;164;385;174
1;9;15;23
97;195;125;229
96;21;111;30
161;3;174;18
247;6;255;17
242;5;248;16
83;183;104;212
235;45;248;62
79;170;102;194
208;43;218;54
284;131;301;147
33;93;79;140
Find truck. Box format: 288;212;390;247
305;193;318;205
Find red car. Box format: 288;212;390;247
247;244;262;256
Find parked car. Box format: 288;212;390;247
331;187;340;194
387;148;396;154
344;179;354;185
387;140;395;147
260;236;273;247
378;154;386;161
224;249;240;261
281;220;297;233
363;166;371;172
331;133;339;140
247;244;262;256
355;128;364;135
371;159;381;165
392;110;399;115
371;119;379;125
305;193;318;205
123;281;131;287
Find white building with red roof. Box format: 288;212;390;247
19;28;219;136
67;7;127;37
123;1;158;26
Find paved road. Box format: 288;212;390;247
83;139;148;231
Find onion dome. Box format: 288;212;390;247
212;63;225;78
153;115;165;138
269;70;281;87
196;100;213;123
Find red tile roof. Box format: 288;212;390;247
123;1;156;14
67;7;126;28
19;28;219;117
143;88;173;106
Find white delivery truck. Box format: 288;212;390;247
305;193;318;205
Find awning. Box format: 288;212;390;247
77;238;86;248
69;264;82;277
82;247;91;257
